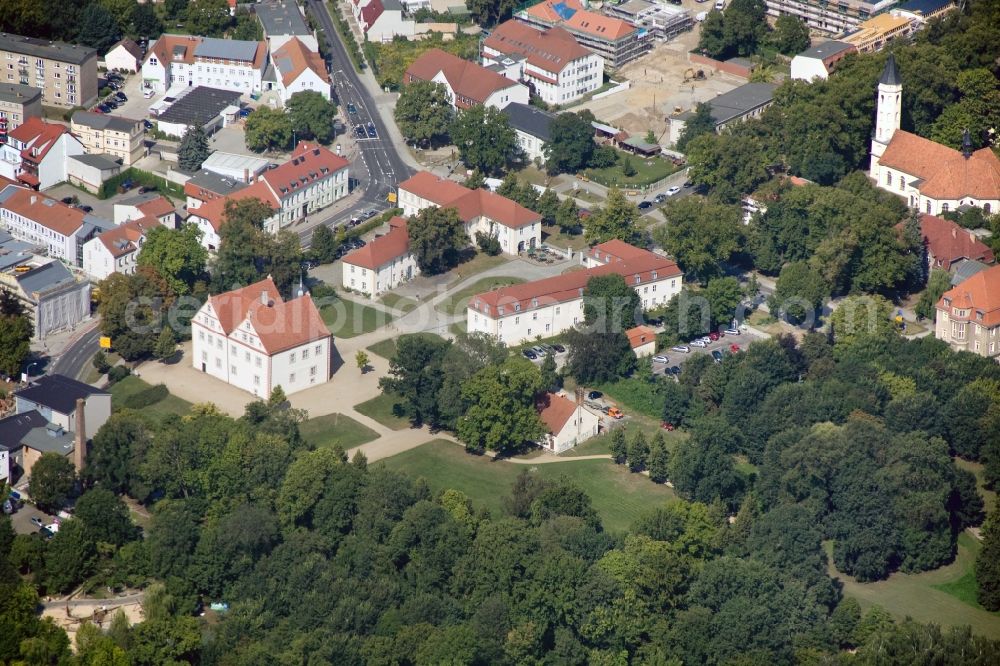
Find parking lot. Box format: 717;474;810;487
7;499;60;538
651;328;751;377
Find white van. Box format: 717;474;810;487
715;0;726;9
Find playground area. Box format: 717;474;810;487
42;596;145;647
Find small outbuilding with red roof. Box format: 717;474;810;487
536;390;601;454
342;217;419;297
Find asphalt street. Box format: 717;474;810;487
301;0;414;246
49;325;101;382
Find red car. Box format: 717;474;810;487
708;331;721;341
729;344;741;353
661;422;675;431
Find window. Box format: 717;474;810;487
315;344;322;355
255;356;262;368
986;204;992;214
886;172;892;186
231;346;237;356
290;352;296;363
515;316;519;324
303;348;310;359
198;330;204;340
254;375;260;386
310;366;317;376
942;203;949;213
533;312;537;320
231;365;237;375
289;373;296;383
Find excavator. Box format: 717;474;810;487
683;68;707;83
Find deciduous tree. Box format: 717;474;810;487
406;206;467;274
394;81;453;148
450;104;521;176
74;488;136;546
29;453;76;513
977;506;1000;611
0;313;30;377
245;106;293;152
184;0;232;37
78;3;120;54
287;91;338;144
676;103;715;153
379;334;451;426
137;224;207;296
545;110;596;175
457;358;545;454
654;197;743;283
585;188;639;244
771;15;810;55
309;224;340;264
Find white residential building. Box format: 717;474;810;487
790;41;857;81
353;0;416;42
104;39;143;73
626;324;657;358
502;103;557;165
191;277;333;397
81;217;160;280
467;241;683;345
537;390;600;454
0;185;113;266
398;171;542;255
0;117;85;189
141;34;268;95
342;217;419;297
482;21;603;106
404;48;529;111
189;142;349;250
113;193;178;228
271;37;331;105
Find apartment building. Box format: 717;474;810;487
0;117;85;189
466;241;682;344
502;102;557;165
935;264;1000;360
0;32;98;108
404;49;528;111
763;0;896;35
483;21;603;106
142;34;268;95
191;276;333;397
0;260;91;338
517;0;651;69
81;216;160;280
0;83;41;136
603;0;693;42
189;142;349;250
342;217;419;297
70;111;145;166
0;184;113;266
841;13;912;53
398;171;542;255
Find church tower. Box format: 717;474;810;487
870;54;902;176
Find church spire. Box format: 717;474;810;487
879;53;902;86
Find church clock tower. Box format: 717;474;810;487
870;53;902;176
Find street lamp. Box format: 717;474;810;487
23;361;40;383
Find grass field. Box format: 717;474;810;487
109;376;192;419
299;413;380;450
598;377;668;420
82;353;120;384
379;293;418;313
321;298;393;338
542;226;589;252
436;276;525;316
381;439;676;533
367;333;444;361
563;418;687;457
354;393;412;430
825;534;1000;638
448;253;512;286
582;151;681;188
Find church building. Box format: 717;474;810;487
870;54;1000;216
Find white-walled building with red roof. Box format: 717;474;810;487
536;390;600;453
0;117;85;189
141;34;269;95
403;48;528;111
272;37;331;105
342;216;419;297
397;171;542;255
191;276;333;397
467;241;682;344
188;142;349;251
81;216;161;280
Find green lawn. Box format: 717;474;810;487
109;376;192;419
381;439;677;533
447;253;513;286
354;393;412;430
563;417;687;457
367;333;444;361
299;413;380;450
82;352;120;384
379;292;418;313
825;534;1000;638
321;298;393;338
542;226;589;252
436;276;525;316
581;151;681;188
597;377;668;420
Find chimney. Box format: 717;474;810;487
74;398;86;474
952;227;957;239
260;290;268;306
30;195;36;205
575;387;584;406
244;168;249;183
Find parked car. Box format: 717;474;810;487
347;103;357;115
61;197;75;205
638;200;652;210
143;119;153;129
552;344;566;353
522;349;537;360
30;517;43;528
670;345;690;353
238;108;253;118
666;185;681;196
669;366;681;375
607;407;624;419
682;180;694;188
652;355;669;364
39;527;54;539
698;336;712;345
724;328;740;336
690;339;707;348
654;193;667;204
143;89;155;99
366;123;377;139
104;98;118;109
115;92;127;102
364;209;378;219
96;104;111;113
78;205;93;213
712;350;724;363
587;390;602;400
531;346;547;356
708;331;721;341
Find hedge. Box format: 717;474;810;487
345;207;402;240
122;383;169;409
329;2;365;72
99;168;185;200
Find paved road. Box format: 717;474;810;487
301;0;414;247
50;324;102;382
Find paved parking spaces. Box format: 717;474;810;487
650;330;754;376
8;501;59;536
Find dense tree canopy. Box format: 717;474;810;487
544;110;597;174
450;104;521;176
286;91;338;144
406;206;468;274
394;80;454;148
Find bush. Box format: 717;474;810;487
122;384;168;409
107;366;132;384
475;231;501;256
92;352;111;375
99;168;183;200
589;146;618;169
311;283;338;301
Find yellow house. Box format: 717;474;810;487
70;110;145;166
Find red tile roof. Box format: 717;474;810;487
97;217;158;258
192;181;279;232
526;0;635;41
136;196;176;219
536;391;578;434
398;171;540;229
260;142;348;202
273;37;330;87
626;325;656;349
207;276;330;354
8;117;72;166
937;264;1000;328
896;214;995;271
880;131;1000;200
1;188;86;236
342;217;411;269
484;21;592;74
359;0;385;29
404;48;522;108
588;239;653;264
470;247;681;315
145;34;201;67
